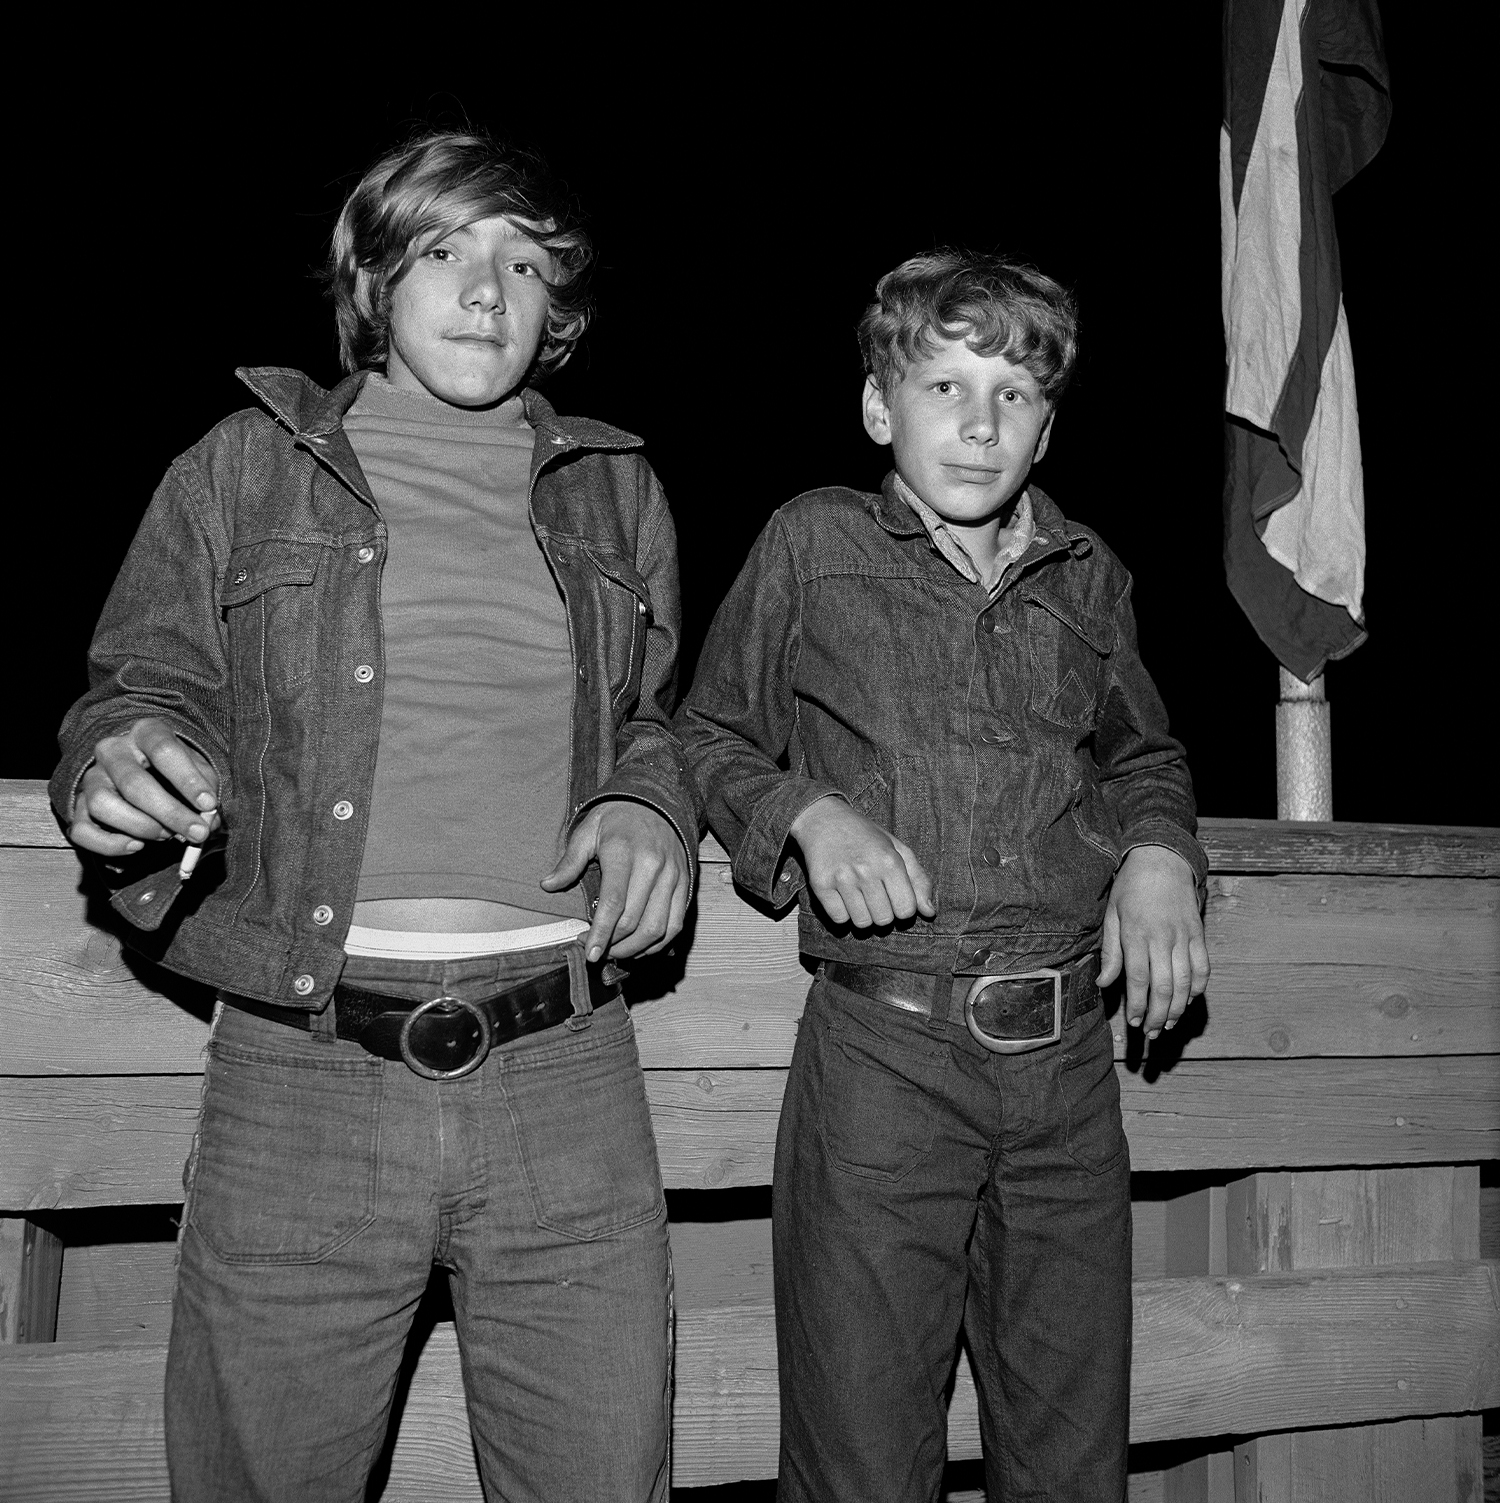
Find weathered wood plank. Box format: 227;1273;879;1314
0;1218;63;1342
4;850;1496;1074
56;1243;176;1345
1193;818;1500;878
0;781;65;849
5;1056;1497;1211
11;776;1497;876
6;1258;1494;1494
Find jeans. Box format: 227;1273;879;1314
165;940;671;1503
773;970;1131;1503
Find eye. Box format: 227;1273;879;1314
426;246;456;263
933;380;956;395
508;259;541;278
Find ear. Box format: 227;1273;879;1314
862;377;894;446
1032;405;1057;464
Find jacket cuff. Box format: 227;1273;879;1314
1119;823;1210;899
734;779;848;906
571;776;702;905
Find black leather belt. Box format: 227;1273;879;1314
224;965;617;1080
824;952;1101;1054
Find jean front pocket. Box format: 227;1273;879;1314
1055;1010;1128;1175
815;984;946;1182
505;1006;666;1241
187;1039;383;1264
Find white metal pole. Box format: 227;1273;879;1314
1276;667;1332;820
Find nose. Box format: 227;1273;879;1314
463;261;507;315
959;396;997;445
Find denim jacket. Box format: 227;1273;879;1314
51;368;700;1009
676;476;1206;975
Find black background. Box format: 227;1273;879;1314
14;14;1490;826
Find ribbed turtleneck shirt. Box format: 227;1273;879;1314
342;375;582;920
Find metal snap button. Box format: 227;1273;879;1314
353;665;374;683
550;435;567;446
293;975;315;996
233;569;249;585
357;545;376;563
981;846;1001;866
312;905;334;925
332;800;354;820
138;890;156;904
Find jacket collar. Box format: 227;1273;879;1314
872;471;1092;561
235;366;643;454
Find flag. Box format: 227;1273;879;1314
1221;0;1391;682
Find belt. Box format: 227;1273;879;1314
224;965;617;1081
824;952;1101;1054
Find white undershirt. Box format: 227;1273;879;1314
343;917;588;960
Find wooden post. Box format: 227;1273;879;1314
0;1218;63;1344
1276;668;1332;820
1225;1167;1483;1502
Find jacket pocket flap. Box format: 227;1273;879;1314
582;545;652;608
219;540;324;607
1020;591;1115;654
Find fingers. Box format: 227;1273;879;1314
541;813;597;893
1189;925;1211;997
83;721;219;848
890;837;937;919
1097;900;1122;987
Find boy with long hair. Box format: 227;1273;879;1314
53;130;694;1501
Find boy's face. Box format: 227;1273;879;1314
385;216;554;407
863;337;1055;533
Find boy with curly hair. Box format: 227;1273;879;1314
678;251;1209;1501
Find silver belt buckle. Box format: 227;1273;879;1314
964;969;1063;1054
399;995;493;1081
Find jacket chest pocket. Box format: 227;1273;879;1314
219;539;326;696
1023;593;1113;730
583;546;652;710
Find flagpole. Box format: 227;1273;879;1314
1275;668;1332;820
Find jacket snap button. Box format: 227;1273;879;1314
981;846;1001;866
312;905;334;925
972;948;990;964
332;800;354;820
293;974;315;996
357;546;376;563
551;435;567;446
233;569;249;585
138;890;156;904
353;664;374;683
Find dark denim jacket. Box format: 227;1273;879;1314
51;368;700;1008
676;476;1207;974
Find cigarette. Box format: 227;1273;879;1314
178;843;204;882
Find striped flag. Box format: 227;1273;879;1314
1221;0;1391;682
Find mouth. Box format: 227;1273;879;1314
446;332;507;348
944;463;1003;481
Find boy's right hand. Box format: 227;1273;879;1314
789;795;936;929
69;718;220;857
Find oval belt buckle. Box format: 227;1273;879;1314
964;969;1064;1055
399;995;493;1081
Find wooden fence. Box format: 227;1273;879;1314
1;776;1495;1500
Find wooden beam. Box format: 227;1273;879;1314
6;1259;1495;1495
0;1219;63;1343
6;777;1499;874
4;851;1496;1075
4;1056;1497;1212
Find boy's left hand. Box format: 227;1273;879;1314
1098;845;1210;1040
542;800;691;965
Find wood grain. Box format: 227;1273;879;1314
55;1243;176;1345
5;1056;1496;1212
3;849;1496;1074
0;1218;63;1342
4;776;1497;869
8;1258;1495;1495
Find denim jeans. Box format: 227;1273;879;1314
773;970;1131;1503
165;940;671;1503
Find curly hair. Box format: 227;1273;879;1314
857;250;1079;403
327;130;593;378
